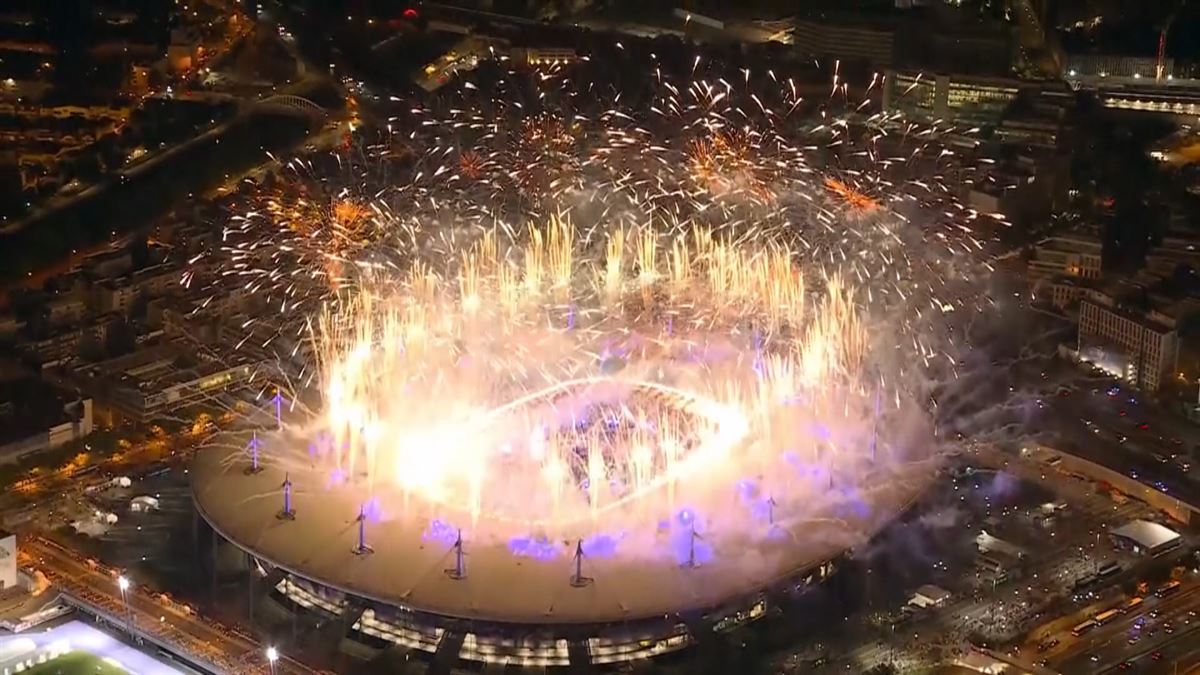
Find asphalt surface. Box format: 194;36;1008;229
1048;380;1200;506
1049;583;1200;673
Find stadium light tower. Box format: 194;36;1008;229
266;646;279;674
445;529;466;580
353;504;373;555
117;575;133;634
277;473;295;520
245;431;264;475
570;540;593;587
272;389;285;430
871;382;881;462
683;524;702;569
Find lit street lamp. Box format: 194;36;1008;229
117;575;133;635
266;646;279;674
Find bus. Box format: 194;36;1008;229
1124;597;1144;612
1155;580;1182;598
1098;561;1122;578
1071;620;1098;637
1094;609;1121;626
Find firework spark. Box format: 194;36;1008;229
204;52;999;561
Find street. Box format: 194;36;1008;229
20;535;321;675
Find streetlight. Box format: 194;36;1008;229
117;575;133;635
266;646;279;674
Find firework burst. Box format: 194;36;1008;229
204;51;1001;563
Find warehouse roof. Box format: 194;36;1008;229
1111;520;1181;551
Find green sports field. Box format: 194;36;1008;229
20;651;130;675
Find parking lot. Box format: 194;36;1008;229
773;441;1196;674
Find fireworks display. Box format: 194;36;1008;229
205;51;1002;568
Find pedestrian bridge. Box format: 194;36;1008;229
56;591;226;674
257;95;328;119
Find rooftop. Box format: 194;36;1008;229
193;436;936;625
1111;520;1181;550
913;584;952;603
81;340;256;393
0;377;79;446
1034;235;1102;254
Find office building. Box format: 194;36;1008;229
1028;234;1102;311
1144;235;1200;280
994;85;1075;150
884;71;1020;125
893;5;1015;76
79;341;261;422
0;378;93;463
1077;290;1179;391
1028;235;1102;281
792;16;896;68
1037;278;1088;311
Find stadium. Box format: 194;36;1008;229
191;429;934;668
190;196;951;671
187;40;996;668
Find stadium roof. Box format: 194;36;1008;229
192;437;937;625
1111;520;1181;551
